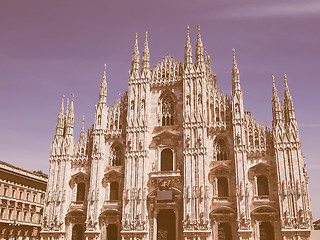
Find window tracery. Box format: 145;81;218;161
111;145;122;166
216;139;227;161
161;95;174;126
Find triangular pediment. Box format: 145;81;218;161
152;130;180;140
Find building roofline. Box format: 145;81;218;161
0;160;48;183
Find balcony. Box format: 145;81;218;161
149;170;181;180
70;201;86;211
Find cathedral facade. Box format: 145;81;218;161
41;26;313;240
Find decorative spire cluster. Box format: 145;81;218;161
283;74;295;122
271;74;296;126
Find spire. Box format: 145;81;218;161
132;33;140;71
99;64;107;104
184;26;193;67
65;98;69;118
55;95;65;137
69;93;74;122
272;74;278;97
80;115;85;140
66;94;74;136
271;75;282;125
196;24;204;66
283;74;295;122
142;31;150;70
232;49;241;93
284;74;291;100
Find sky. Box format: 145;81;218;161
1;0;320;219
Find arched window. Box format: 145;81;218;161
218;177;229;197
215;107;220;122
162;95;174;126
161;148;173;171
218;223;232;240
110;182;119;201
112;145;122;166
76;183;85;202
257;175;269;196
216;139;227;161
259;222;274;240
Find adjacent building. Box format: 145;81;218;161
41;26;313;240
0;161;47;239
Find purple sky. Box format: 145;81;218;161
1;0;320;219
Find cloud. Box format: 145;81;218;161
210;1;320;20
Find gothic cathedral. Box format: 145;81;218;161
41;26;313;240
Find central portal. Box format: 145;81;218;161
157;209;175;240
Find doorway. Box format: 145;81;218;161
157;209;175;240
107;224;118;240
72;224;84;240
259;222;274;240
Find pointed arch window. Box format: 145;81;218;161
257;175;269;196
216;139;227;161
218;177;229;197
161;148;173;171
111;145;122;166
161;95;174;126
76;183;85;202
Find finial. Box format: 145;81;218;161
136;32;138;40
232;49;237;68
103;64;107;77
145;31;148;40
197;24;200;33
65;98;69;114
284;73;287;83
186;26;190;41
71;93;74;101
60;95;65;110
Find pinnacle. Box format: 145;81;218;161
103;64;107;80
272;74;278;97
